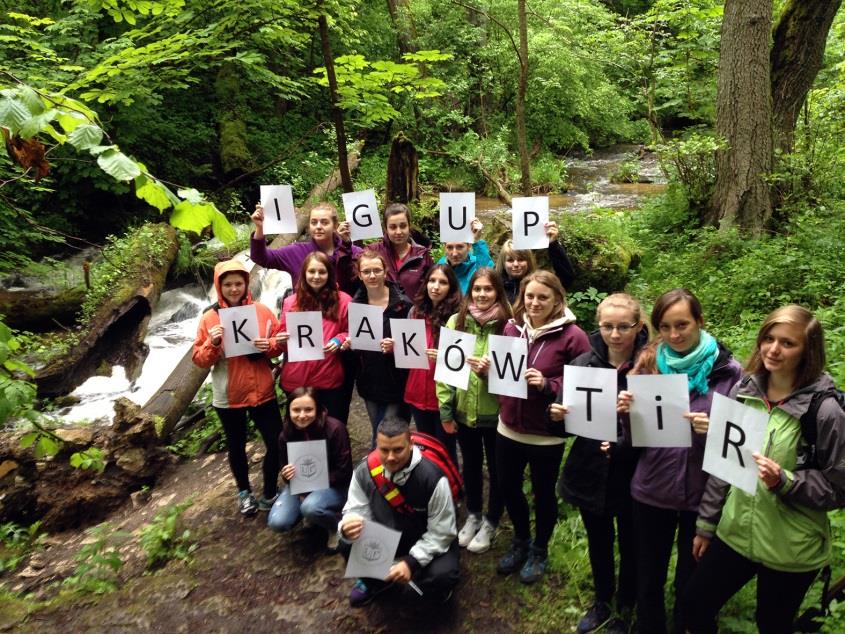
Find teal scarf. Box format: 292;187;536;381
656;330;718;396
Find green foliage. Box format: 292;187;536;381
610;159;640;184
0;320;37;427
656;131;726;207
138;499;197;571
0;521;45;573
167;385;227;456
62;524;127;594
568;287;609;332
69;447;107;473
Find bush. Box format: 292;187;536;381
138;500;197;571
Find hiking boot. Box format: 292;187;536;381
349;579;391;607
519;547;548;584
496;538;531;575
458;513;483;547
467;518;496;554
238;490;258;517
257;493;278;512
577;601;612;633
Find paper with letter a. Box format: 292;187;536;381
703;393;768;495
562;365;618;441
285;311;325;362
439;192;476;243
434;327;476;390
487;334;528;399
342;189;383;242
259;185;297;235
219;305;259;358
627;374;691;448
511;196;549;250
348;303;383;352
389;318;429;369
287;439;329;495
345;520;402;580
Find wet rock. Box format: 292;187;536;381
55;428;94;448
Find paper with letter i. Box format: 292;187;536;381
345;520;402;580
259;185;297;234
439;192;476;243
562;365;618;441
487;334;528;399
348;303;384;352
342;189;382;242
627;374;691;447
434;327;476;390
389;318;429;369
287;440;329;495
511;196;549;250
218;305;259;358
703;393;768;495
285;311;325;362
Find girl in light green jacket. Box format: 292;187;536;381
437;268;512;554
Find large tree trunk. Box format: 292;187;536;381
385;0;417;55
709;0;773;234
515;0;531;196
215;62;259;178
771;0;842;154
386;133;419;203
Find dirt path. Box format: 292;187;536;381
1;396;556;633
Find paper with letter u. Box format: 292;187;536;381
345;520;402;580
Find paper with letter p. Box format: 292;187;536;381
287;439;329;495
703;393;768;495
342;189;382;242
511;196;549;250
487;334;527;399
219;305;259;358
389;318;429;369
345;520;402;580
286;311;325;362
627;374;691;447
349;303;383;352
562;365;618;441
439;192;476;243
260;185;297;234
434;327;476;390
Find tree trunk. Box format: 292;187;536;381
709;0;773;234
386;133;419;203
215;62;259;178
516;0;531;196
317;10;354;193
385;0;417;55
771;0;842;154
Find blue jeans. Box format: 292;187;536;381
267;485;347;533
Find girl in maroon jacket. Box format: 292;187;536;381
369;202;433;301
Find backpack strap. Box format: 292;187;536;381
367;450;412;514
797;388;840;470
202;301;220;315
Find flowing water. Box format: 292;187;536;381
57;144;666;424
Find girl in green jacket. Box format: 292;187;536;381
437;268;513;554
684;305;845;634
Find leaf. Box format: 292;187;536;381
97;149;141;181
68;124;104;150
56;111;88;134
18;110;57;140
19;432;38;449
135;175;178;211
0;96;32;135
17;86;44;115
176;188;202;203
170;201;236;243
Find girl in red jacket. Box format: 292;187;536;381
192;260;284;517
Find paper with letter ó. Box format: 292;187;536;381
434;326;476;390
345;520;402;580
287;439;329;495
627;373;691;448
218;305;259;358
703;393;768;495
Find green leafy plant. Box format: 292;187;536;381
0;521;45;573
63;524;127;594
568;287;608;332
138;499;197;571
69;447;107;472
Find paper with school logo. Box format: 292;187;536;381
218;305;259;358
627;374;692;447
511;196;549;250
434;326;476;390
287;440;329;495
342;189;383;242
487;334;528;399
703;393;768;495
439;192;476;243
562;365;618;441
345;520;402;580
349;303;384;352
260;185;297;234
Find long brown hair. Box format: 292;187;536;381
294;252;340;320
412;264;462;341
650;288;703;331
512;270;566;324
454;267;511;334
283;386;327;437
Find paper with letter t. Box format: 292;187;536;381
434;326;476;391
345;520;402;580
219;305;259;358
703;393;768;495
487;334;527;399
562;365;618;441
287;439;329;495
627;374;691;448
285;311;325;362
511;196;549;250
260;185;297;234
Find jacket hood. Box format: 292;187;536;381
737;372;838;420
213;260;251;308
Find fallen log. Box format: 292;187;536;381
0;285;86;331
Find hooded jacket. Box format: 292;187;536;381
279;414;353;490
278;290;351;391
403;312;439;411
369;237;433;302
557;327;648;516
497;308;590;438
696;373;845;572
192;260;282;409
436;240;494;293
629;343;742;512
502;241;576;304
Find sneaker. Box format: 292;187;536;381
576;601;612;633
496;538;530;575
458;514;483;547
604;617;629;634
238;490;258;517
257;493;278;512
519;547;547;584
349;579;391;607
467;518;496;554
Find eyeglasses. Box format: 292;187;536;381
598;323;638;335
361;268;385;277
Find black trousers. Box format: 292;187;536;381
632;500;697;634
352;540;461;598
683;536;819;634
457;424;503;523
216;399;282;499
580;498;637;610
496;433;564;551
